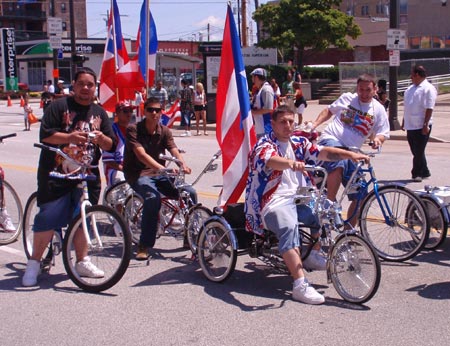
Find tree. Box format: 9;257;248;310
253;0;361;69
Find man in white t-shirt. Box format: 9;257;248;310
245;105;369;305
251;68;274;138
401;65;437;182
311;74;390;225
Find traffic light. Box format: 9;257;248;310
72;54;89;63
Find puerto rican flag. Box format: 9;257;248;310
137;0;158;87
216;5;256;206
160;100;181;128
99;0;129;112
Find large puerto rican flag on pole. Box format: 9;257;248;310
216;4;256;206
137;0;158;87
99;0;129;112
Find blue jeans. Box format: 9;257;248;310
181;110;191;127
131;176;197;248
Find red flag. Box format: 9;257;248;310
216;5;256;206
99;0;132;112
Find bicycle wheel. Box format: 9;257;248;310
0;180;23;245
197;218;237;282
22;192;64;270
359;185;429;262
185;205;212;254
158;198;184;236
63;205;131;292
103;181;132;215
123;193;143;245
420;196;447;250
329;234;381;304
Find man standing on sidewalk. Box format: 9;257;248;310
401;65;437;182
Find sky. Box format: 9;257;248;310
86;0;269;43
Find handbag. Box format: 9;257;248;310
28;112;39;124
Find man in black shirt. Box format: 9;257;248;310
22;68;117;287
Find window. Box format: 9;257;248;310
361;5;370;16
61;3;66;13
62;22;67;31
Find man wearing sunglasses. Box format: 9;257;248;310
102;101;135;187
123;97;196;260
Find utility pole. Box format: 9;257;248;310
50;0;58;87
254;0;260;43
388;0;401;130
242;0;248;47
69;0;77;79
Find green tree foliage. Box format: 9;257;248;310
253;0;361;69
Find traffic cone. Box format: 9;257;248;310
40;99;44;108
20;95;25;107
7;95;12;107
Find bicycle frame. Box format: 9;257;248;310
338;147;400;228
35;142;104;248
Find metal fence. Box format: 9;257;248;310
339;57;450;94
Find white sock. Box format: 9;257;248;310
293;276;306;288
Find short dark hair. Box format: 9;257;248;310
144;96;161;108
412;65;427;78
271;105;294;120
357;73;377;87
74;67;97;84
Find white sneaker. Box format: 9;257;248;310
180;131;192;137
292;278;325;305
22;259;41;287
303;249;327;271
75;257;104;278
0;210;15;232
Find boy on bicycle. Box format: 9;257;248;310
245;105;368;305
123;97;196;260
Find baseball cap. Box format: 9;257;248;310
116;101;136;112
57;80;64;84
250;68;267;78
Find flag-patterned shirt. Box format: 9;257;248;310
320;92;389;148
244;131;321;235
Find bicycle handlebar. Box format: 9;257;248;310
159;153;183;167
34;143;98;170
0;133;17;142
340;145;382;157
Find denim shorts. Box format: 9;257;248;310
33;188;82;232
263;204;320;255
318;138;361;200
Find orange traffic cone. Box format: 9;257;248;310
20;95;25;107
40;99;44;108
7;95;12;107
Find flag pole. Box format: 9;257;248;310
145;0;150;95
111;0;120;104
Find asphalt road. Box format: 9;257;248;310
1;101;450;346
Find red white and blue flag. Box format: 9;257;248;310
160;100;181;128
216;5;256;206
137;0;158;87
99;0;129;112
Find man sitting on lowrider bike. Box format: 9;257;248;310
245;105;368;305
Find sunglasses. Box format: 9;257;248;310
146;107;162;113
121;109;133;114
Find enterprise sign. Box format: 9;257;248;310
1;28;18;91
